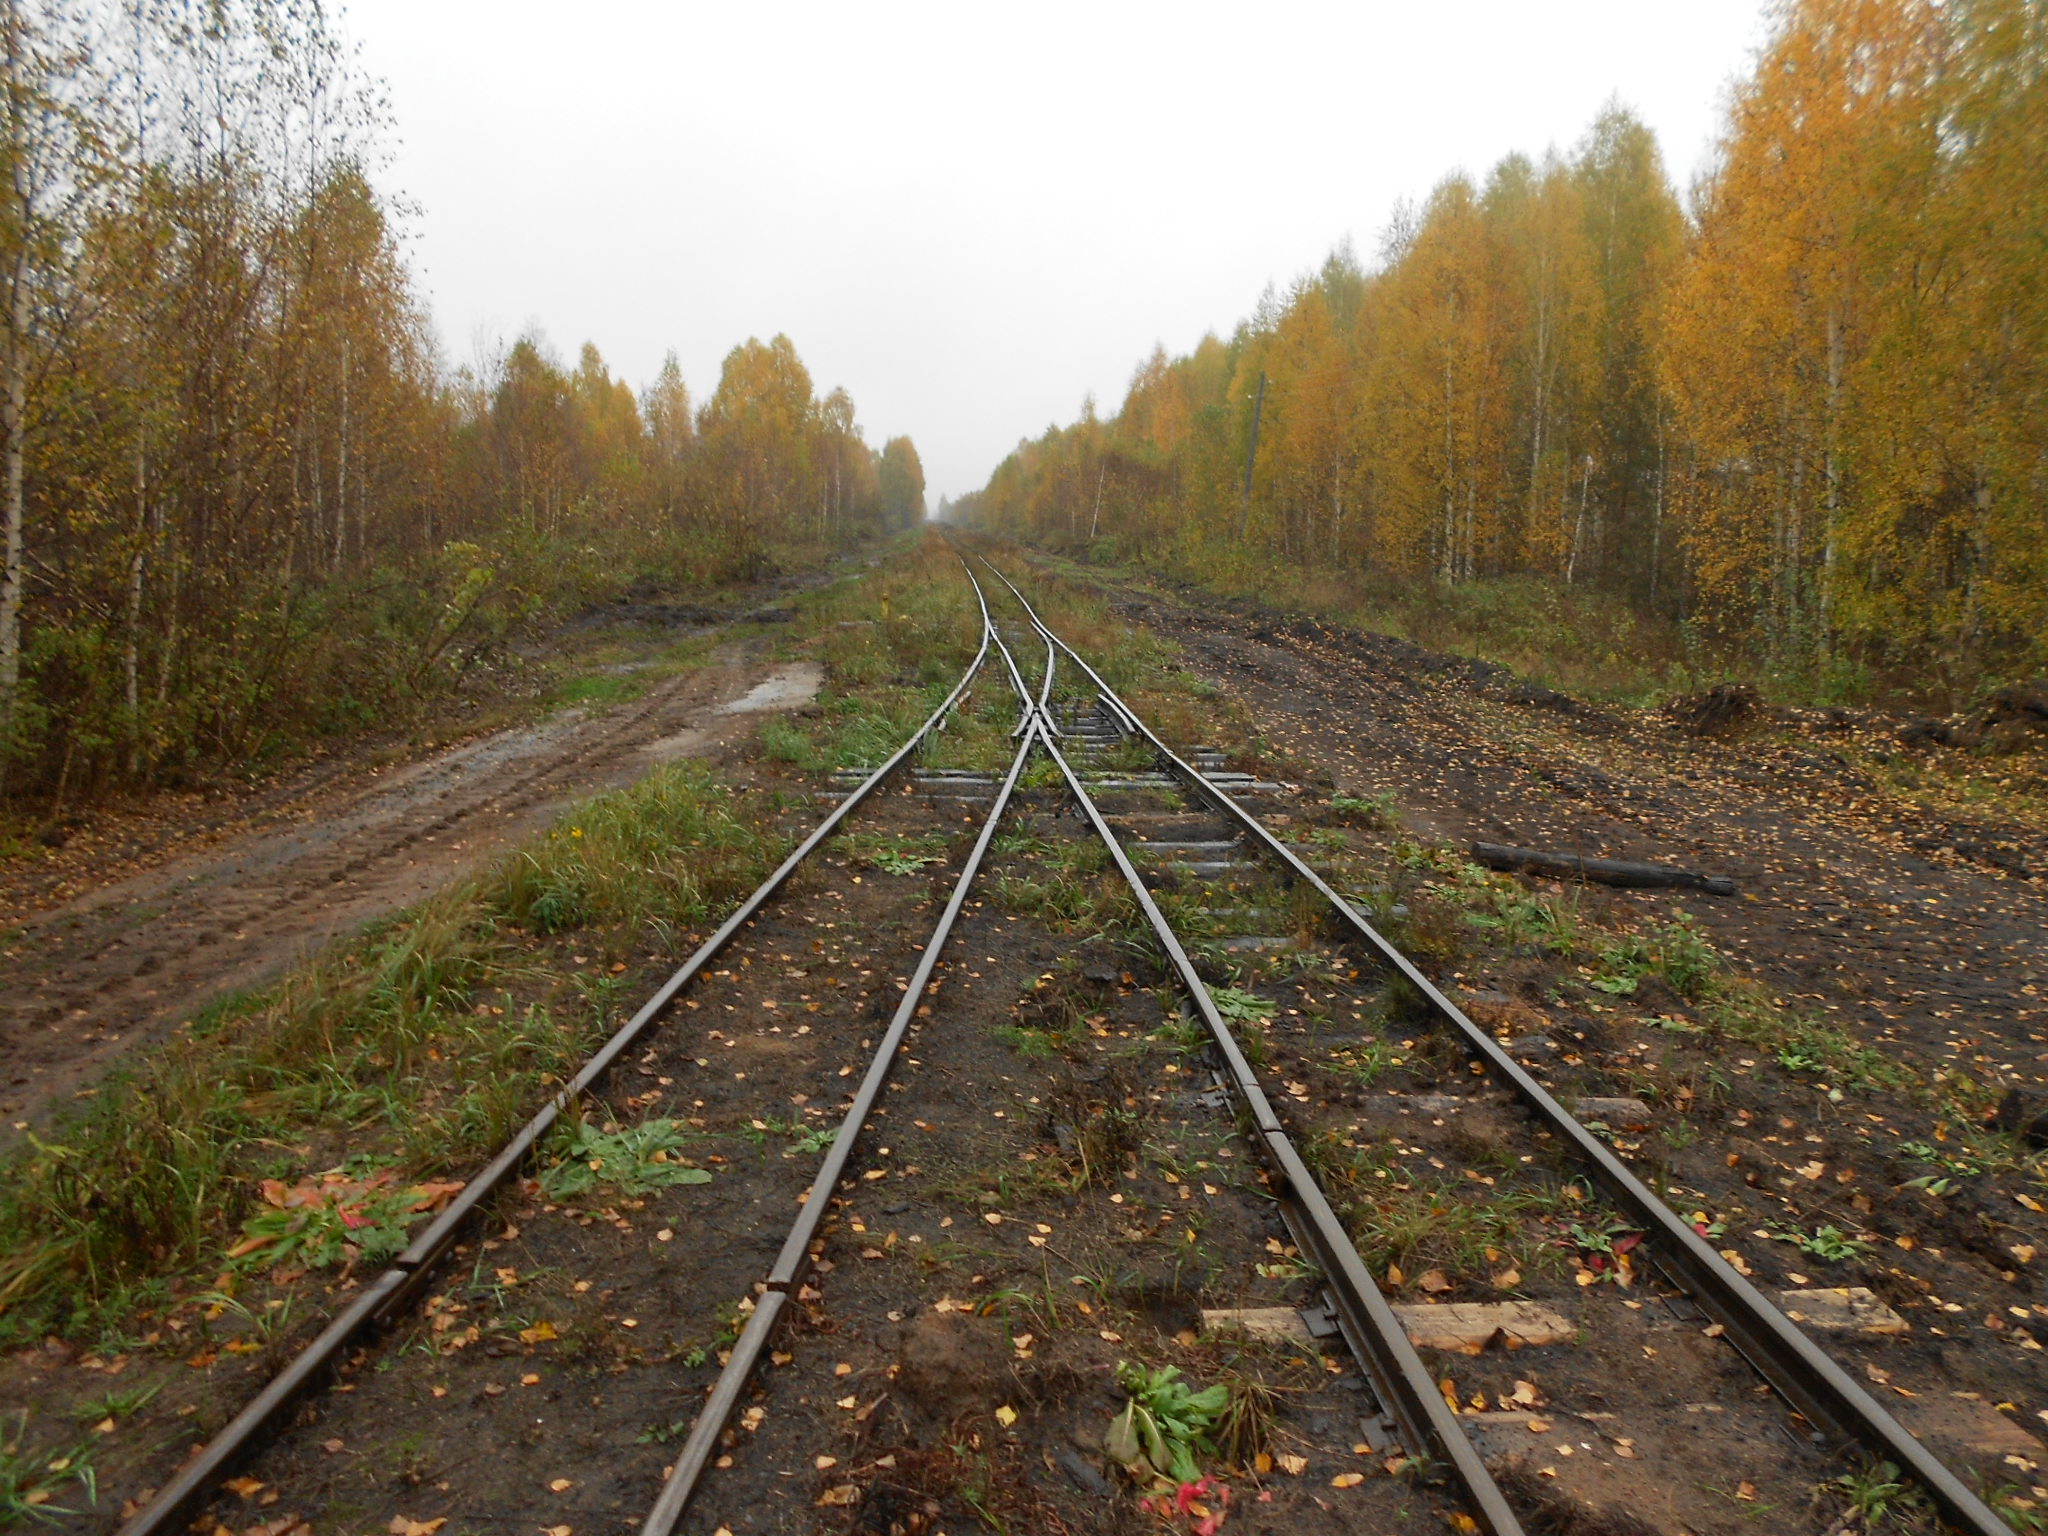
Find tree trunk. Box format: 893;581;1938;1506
0;3;26;774
1819;302;1842;642
1566;456;1591;585
1649;403;1666;608
1472;842;1736;896
1440;336;1456;581
124;436;147;775
333;337;349;571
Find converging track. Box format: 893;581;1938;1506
979;555;2009;1536
126;550;2010;1536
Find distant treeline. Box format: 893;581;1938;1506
0;2;922;804
955;0;2046;704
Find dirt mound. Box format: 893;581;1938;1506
1662;681;1761;737
1900;680;2048;754
1505;681;1586;716
1971;682;2048;753
895;1312;1014;1422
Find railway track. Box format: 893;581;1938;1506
122;552;2011;1536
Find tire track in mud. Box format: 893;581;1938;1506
0;645;824;1144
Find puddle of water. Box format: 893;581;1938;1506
645;663;824;761
644;726;712;761
717;662;823;715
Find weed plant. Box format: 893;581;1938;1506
0;759;784;1341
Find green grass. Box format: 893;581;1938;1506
535;1117;712;1201
752;536;997;774
1702;983;1908;1096
0;759;787;1342
0;1410;96;1523
545;671;648;710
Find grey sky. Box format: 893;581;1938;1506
345;1;1773;504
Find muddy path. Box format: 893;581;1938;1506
1109;587;2048;1093
0;642;824;1145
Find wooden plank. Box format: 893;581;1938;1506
1776;1287;1909;1335
1472;842;1736;896
1572;1097;1653;1127
1200;1301;1575;1353
1199;1307;1312;1342
1394;1301;1576;1352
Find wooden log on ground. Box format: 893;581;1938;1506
1472;842;1737;896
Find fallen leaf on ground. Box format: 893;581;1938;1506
1331;1472;1364;1488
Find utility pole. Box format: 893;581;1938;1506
1237;371;1266;543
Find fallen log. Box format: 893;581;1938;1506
1472;841;1737;896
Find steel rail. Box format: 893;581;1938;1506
642;565;1038;1535
968;571;1523;1536
118;574;1004;1536
983;553;2009;1536
1032;727;1526;1536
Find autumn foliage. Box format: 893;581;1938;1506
0;4;921;803
958;0;2047;704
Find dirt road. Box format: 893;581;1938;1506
1123;587;2048;1093
0;641;822;1144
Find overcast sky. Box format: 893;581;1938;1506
343;1;1774;505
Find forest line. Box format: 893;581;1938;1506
955;0;2047;708
0;0;922;810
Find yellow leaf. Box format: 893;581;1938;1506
1331;1472;1364;1488
518;1321;558;1344
995;1405;1018;1427
549;1477;573;1492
